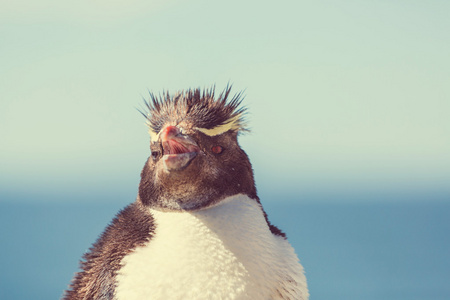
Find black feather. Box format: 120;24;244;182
140;85;248;135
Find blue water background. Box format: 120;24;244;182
1;197;449;300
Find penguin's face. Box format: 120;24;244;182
138;88;257;211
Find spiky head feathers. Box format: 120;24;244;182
141;86;248;141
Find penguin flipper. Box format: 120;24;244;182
63;202;155;300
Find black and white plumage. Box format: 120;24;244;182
63;86;309;300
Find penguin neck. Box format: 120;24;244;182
146;193;274;265
149;193;264;232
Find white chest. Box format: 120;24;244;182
115;194;308;300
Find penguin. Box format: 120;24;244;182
63;86;309;300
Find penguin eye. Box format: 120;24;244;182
211;145;223;154
151;151;160;161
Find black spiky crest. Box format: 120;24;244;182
140;86;248;137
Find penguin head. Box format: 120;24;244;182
138;86;257;211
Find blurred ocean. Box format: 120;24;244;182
1;198;449;300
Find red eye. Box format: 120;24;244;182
211;145;223;154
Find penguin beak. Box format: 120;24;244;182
159;126;200;171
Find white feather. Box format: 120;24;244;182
148;128;159;143
115;194;308;300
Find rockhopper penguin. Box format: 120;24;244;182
64;86;309;300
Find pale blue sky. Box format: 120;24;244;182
1;0;449;203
